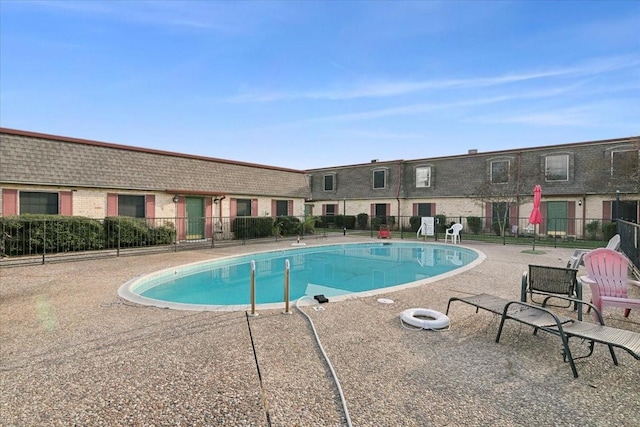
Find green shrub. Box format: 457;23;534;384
467;216;482;235
409;216;421;232
435;215;447;233
1;214;105;256
232;217;273;239
602;222;618;241
585;220;600;240
302;216;318;235
275;216;301;236
147;224;175;245
371;217;383;230
104;216;151;248
317;215;336;228
357;213;369;230
343;215;356;229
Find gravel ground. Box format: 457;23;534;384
1;237;639;426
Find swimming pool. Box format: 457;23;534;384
118;242;484;311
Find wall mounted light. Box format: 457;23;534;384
578;200;582;206
213;197;220;204
172;195;179;203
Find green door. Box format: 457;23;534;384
546;201;567;237
186;197;205;240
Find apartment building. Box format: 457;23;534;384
1;127;638;239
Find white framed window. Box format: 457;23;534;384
490;160;509;184
373;169;386;189
323;174;335;191
545;154;569;182
415;166;431;188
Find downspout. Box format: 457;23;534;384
581;194;586;239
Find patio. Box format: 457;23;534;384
1;238;638;426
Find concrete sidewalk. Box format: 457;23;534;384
1;238;638;426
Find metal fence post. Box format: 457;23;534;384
249;260;258;317
117;217;121;257
42;219;46;265
283;259;291;315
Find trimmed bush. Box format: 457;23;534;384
371;217;383;230
467;216;482;235
357;213;369;230
317;215;337;228
602;222;618;241
1;214;105;256
232;216;273;239
343;215;356;229
275;216;301;236
409;216;421;232
585;220;600;240
104;216;175;248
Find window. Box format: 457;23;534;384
275;200;289;216
611;150;639;179
118;195;145;218
415;166;431;188
416;203;432;217
20;192;58;214
323;174;335;191
325;204;336;215
373;169;386;189
490;160;509;184
236;199;252;216
545;154;569;181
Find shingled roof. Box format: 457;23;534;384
0;128;311;199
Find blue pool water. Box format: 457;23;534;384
119;242;481;309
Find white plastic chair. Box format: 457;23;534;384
445;223;463;244
566;234;620;269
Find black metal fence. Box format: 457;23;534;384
0;214;635;267
617;220;640;271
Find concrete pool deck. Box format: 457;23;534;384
1;237;639;426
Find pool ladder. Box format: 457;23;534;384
248;259;292;316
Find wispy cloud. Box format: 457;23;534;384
343;130;424;140
470;107;597;127
226;54;640;103
26;0;280;33
295;83;588;124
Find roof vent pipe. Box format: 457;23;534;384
468;149;478;154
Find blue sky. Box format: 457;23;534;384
1;1;639;170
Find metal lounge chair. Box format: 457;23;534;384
566;234;620;270
581;248;640;323
520;265;580;312
446;293;640;378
